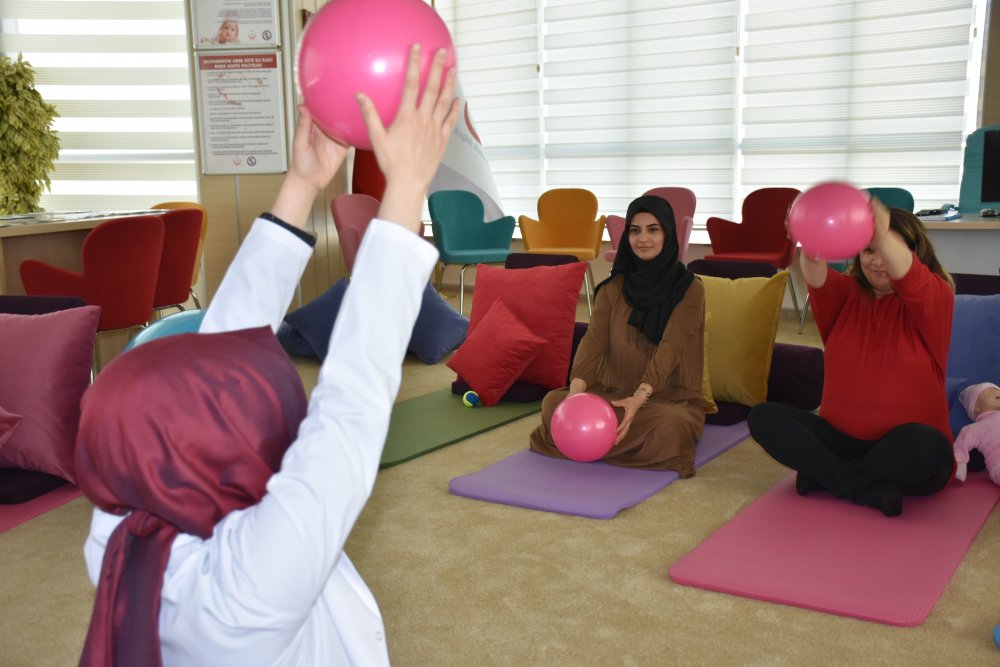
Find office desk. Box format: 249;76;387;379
0;211;161;295
923;216;1000;275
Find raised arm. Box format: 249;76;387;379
869;196;912;280
198;45;459;623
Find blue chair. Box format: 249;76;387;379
863;187;915;212
124;309;205;352
428;190;516;314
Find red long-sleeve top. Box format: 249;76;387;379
810;257;954;442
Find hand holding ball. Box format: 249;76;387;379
550;393;618;463
787;182;874;260
297;0;457;150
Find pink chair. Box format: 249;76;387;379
331;193;380;273
603;215;626;263
643;187;696;261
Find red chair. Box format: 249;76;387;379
152;208;204;315
331;193;380;273
603;215;626;264
152;201;209;308
20;214;165;334
705;187;803;321
644;186;696;261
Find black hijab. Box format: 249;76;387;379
595;195;695;345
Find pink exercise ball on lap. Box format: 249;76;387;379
297;0;456;150
788;181;874;260
551;393;619;463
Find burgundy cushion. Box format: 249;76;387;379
0;306;100;482
447;300;546;406
0;406;22;448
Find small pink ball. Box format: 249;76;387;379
550;393;618;463
788;182;874;260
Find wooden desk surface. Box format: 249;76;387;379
922;215;1000;230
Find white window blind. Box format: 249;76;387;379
1;0;197;211
435;0;984;233
741;0;983;212
434;0;543;217
542;0;740;222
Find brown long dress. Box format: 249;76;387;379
529;276;706;473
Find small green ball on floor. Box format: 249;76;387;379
462;391;480;408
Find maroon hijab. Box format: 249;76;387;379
76;327;308;667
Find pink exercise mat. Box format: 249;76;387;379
669;473;1000;626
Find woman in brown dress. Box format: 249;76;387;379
529;194;706;472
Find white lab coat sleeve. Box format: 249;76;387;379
199;218;314;334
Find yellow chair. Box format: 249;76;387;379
517;188;606;315
152;201;208;309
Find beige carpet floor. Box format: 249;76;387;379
2;301;999;666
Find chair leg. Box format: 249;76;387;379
190;288;202;310
436;262;448;295
583;266;594;317
786;270;803;326
459;265;471;315
798;292;811;335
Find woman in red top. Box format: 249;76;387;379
749;199;955;516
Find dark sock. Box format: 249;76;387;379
858;482;904;517
795;473;822;496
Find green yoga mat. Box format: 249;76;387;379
380;388;542;468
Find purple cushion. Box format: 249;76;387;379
686;259;778;280
706;402;752;425
0;306;100;482
951;272;1000;296
0;295;86;315
767;342;824;410
0;467;68;504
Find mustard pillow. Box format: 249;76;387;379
701;312;718;414
698;271;788;407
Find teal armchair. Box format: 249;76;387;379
863;187;915;212
428;190;516;314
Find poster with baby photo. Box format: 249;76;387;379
192;0;280;50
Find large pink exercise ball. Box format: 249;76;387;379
297;0;456;150
550;393;619;463
787;182;874;260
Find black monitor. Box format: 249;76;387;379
984;129;1000;202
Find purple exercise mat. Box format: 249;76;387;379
448;421;751;518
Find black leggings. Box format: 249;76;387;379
748;402;954;497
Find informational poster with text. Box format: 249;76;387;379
197;51;287;174
192;0;279;50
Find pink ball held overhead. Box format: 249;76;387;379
550;392;618;463
788;181;874;260
297;0;457;150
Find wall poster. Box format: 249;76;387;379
192;0;280;50
196;51;288;174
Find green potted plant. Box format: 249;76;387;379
0;54;60;215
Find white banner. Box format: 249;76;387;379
428;81;504;221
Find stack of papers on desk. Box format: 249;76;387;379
916;209;962;221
